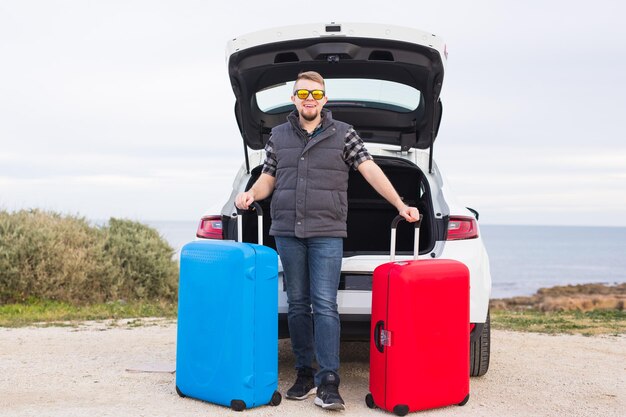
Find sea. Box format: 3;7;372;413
146;221;626;299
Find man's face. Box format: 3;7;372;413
291;79;328;122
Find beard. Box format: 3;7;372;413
300;107;319;121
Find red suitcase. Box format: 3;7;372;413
366;216;470;416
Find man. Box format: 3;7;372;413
235;71;420;410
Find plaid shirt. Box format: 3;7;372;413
261;126;372;176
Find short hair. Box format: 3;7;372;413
295;71;325;88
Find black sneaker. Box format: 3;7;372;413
286;368;316;400
314;373;345;410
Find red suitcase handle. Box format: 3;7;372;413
390;214;423;262
374;320;395;353
374;320;385;353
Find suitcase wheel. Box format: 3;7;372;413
230;400;247;412
393;404;409;416
458;393;470;406
270;391;282;406
365;393;376;409
175;386;185;398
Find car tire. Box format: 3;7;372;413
470;310;490;377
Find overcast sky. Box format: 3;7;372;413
1;0;625;226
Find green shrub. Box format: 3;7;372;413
103;218;178;301
0;209;178;304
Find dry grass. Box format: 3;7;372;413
490;283;625;312
0;299;178;328
491;309;625;336
490;283;626;335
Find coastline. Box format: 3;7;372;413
490;282;626;312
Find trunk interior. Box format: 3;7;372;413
228;156;436;256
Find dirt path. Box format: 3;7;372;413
0;320;623;417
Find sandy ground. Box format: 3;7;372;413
0;319;624;417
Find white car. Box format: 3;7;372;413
197;22;492;376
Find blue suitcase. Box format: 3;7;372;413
175;203;281;411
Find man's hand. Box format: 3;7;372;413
234;173;276;210
399;205;420;223
235;191;255;210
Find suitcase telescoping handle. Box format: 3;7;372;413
236;202;263;245
390;214;423;262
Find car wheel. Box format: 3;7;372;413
470;310;490;377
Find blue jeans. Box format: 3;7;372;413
274;236;342;386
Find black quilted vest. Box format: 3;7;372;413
269;109;351;238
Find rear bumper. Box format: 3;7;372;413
279;313;487;342
439;238;492;323
278;313;371;341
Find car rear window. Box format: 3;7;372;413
256;79;421;114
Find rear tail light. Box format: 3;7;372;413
196;215;223;239
447;216;478;241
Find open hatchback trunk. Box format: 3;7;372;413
224;23;447;254
229;154;437;257
227;22;446;155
